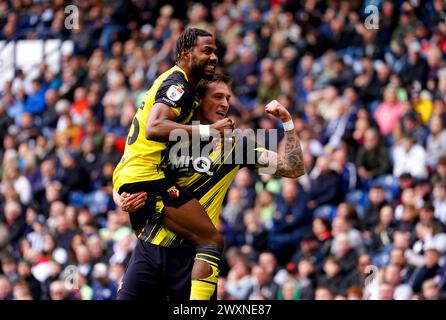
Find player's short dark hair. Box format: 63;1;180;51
196;73;232;98
175;28;213;63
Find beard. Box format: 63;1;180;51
191;58;215;80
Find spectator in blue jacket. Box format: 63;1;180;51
24;79;47;116
409;248;444;293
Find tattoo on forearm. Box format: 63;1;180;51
277;130;305;178
257;129;305;178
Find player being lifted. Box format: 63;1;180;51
113;28;233;300
115;74;305;300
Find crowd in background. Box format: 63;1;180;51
1;0;446;300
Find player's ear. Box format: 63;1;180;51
181;48;191;62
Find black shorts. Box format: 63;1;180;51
117;239;196;301
118;178;194;231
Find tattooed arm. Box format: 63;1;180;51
257;100;305;179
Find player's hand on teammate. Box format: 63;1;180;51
119;192;147;212
211;118;235;135
265;99;292;122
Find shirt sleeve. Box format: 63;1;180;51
154;72;191;117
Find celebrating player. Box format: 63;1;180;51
114;74;305;300
113;28;234;300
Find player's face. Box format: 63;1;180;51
190;36;218;80
199;81;231;123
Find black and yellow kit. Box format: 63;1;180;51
140;135;265;246
117;135;265;300
112;65;199;228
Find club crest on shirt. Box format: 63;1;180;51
167;186;180;198
166;85;185;101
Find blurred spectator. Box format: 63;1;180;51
356;128;391;182
91;263;117;300
225;257;252;300
17;259;41;300
2;0;446;301
308;155;342;210
421;279;445;300
426;116;446;167
0;276;13;300
247;265;279;300
393;134;428;179
374;86;405;137
409;249;444;294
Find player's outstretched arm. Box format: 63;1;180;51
146;103;234;142
257;100;305;179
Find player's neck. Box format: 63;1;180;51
176;63;199;88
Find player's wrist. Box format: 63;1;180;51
281;118;294;131
198;124;210;139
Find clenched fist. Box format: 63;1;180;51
211;118;235;135
265;100;291;122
